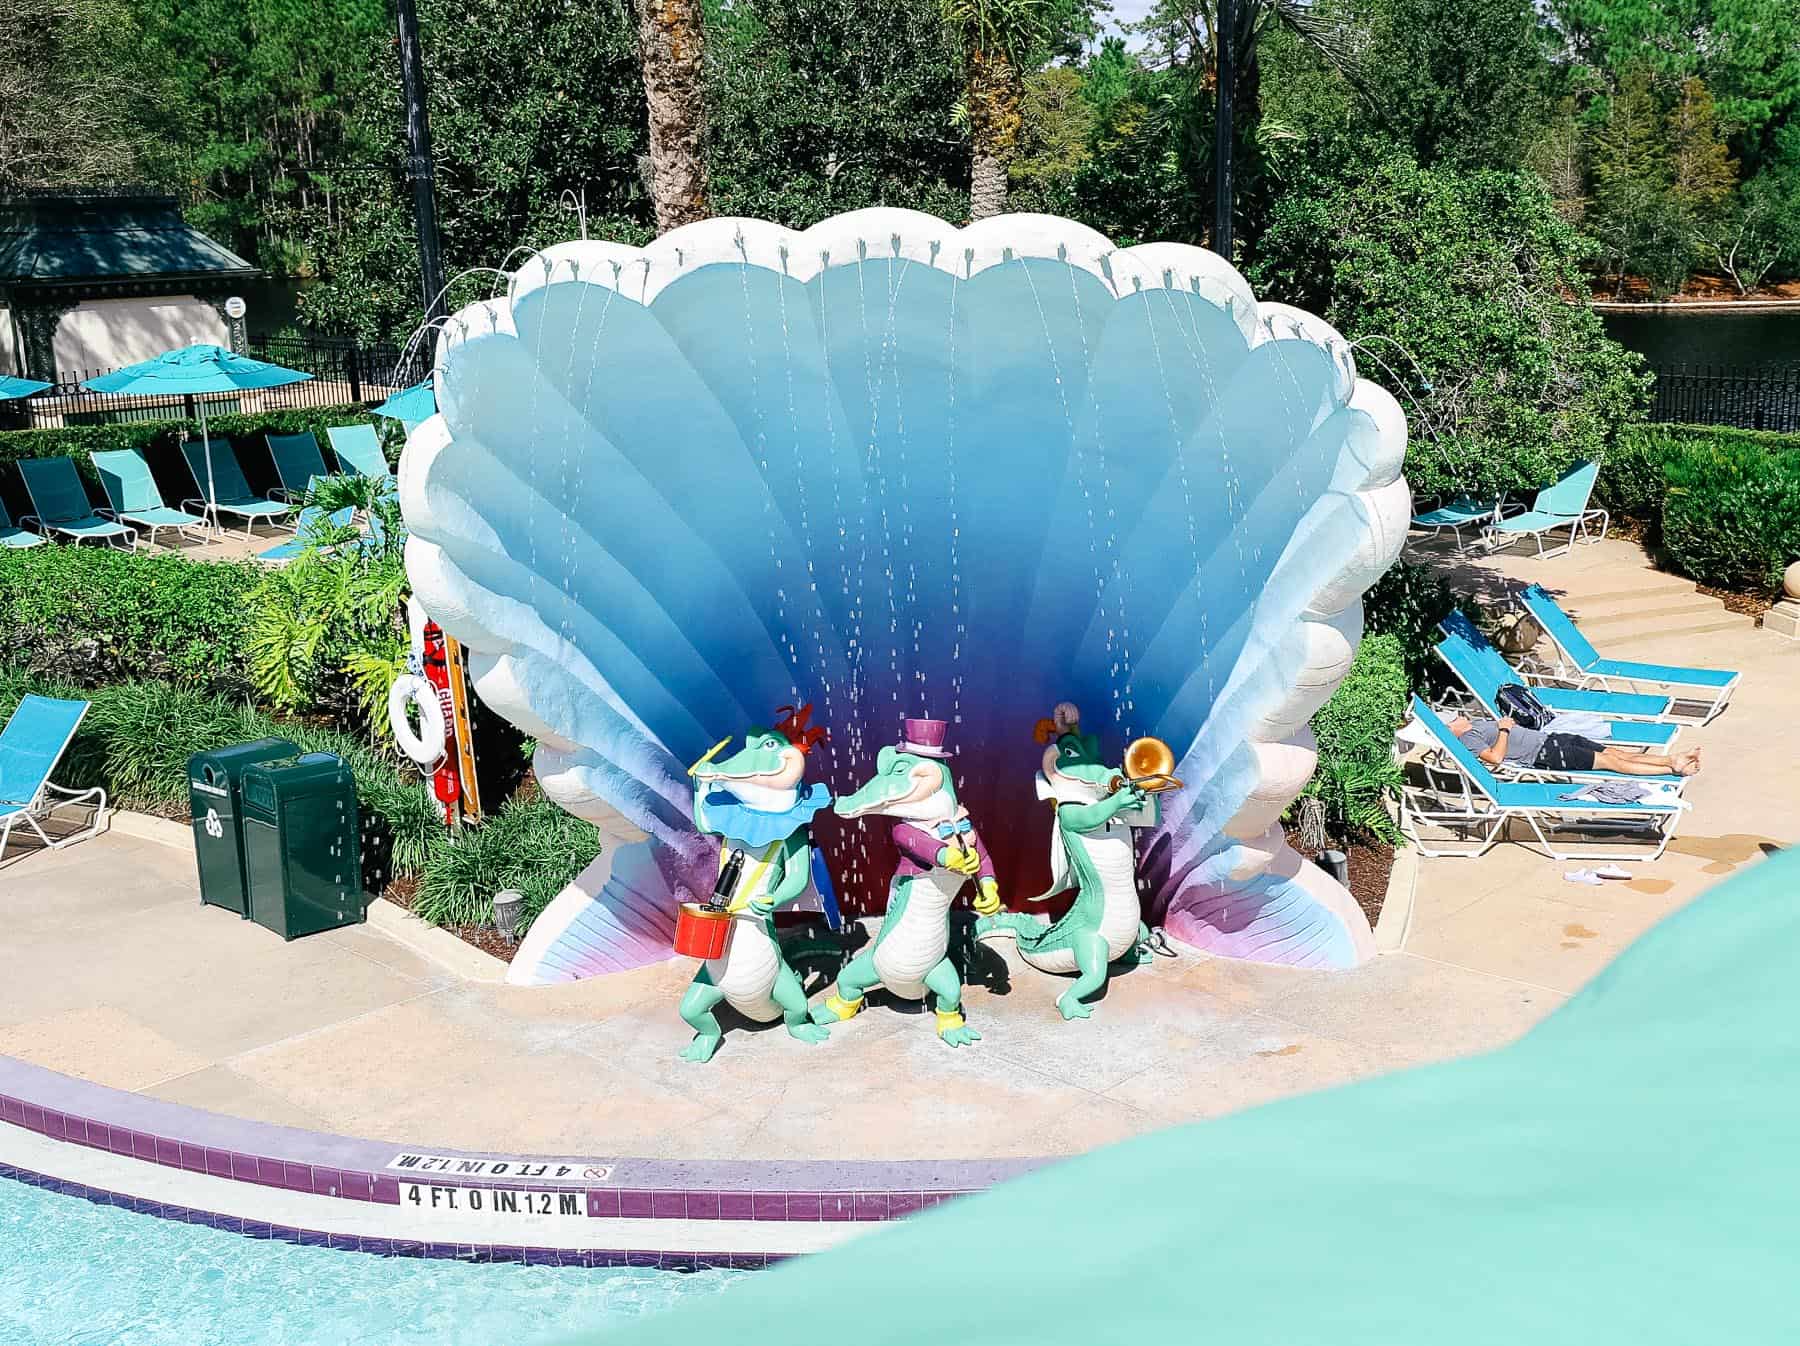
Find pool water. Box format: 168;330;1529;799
0;1176;737;1346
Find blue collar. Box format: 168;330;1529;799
698;782;833;847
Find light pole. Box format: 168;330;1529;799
395;0;447;342
1214;0;1234;258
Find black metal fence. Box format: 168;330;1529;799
1;337;429;431
1648;363;1800;432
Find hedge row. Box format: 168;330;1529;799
1661;441;1800;594
0;403;383;479
0;546;262;696
0;404;389;525
1592;423;1800;595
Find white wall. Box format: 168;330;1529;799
0;305;17;376
51;295;228;374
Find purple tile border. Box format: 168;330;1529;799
0;1052;1038;1246
0;1162;775;1269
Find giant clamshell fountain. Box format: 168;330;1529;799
399;209;1411;985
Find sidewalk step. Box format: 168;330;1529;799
1572;597;1726;631
1600;616;1751;651
1575;580;1698;605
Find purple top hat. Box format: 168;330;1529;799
898;717;952;758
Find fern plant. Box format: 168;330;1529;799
247;473;410;741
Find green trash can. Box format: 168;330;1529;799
189;738;300;917
240;753;366;940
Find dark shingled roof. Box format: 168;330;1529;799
0;190;259;286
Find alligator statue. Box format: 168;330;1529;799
978;703;1157;1020
811;718;999;1047
679;705;834;1063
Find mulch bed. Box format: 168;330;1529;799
1696;582;1774;622
380;873;519;962
1345;840;1395;931
1281;825;1395;931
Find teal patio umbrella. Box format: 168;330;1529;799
82;344;311;522
0;375;51;400
373;377;436;430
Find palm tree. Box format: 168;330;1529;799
942;0;1050;220
633;0;710;233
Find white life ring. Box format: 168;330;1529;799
388;674;445;766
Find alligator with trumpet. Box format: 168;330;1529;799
976;703;1180;1020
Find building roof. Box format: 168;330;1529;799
0;188;260;288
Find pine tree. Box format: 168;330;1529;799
1667;77;1738;218
1588;69;1686;294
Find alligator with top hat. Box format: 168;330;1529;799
810;717;1001;1048
674;704;835;1063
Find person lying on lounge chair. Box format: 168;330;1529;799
1446;714;1702;777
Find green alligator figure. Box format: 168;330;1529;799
679;705;834;1063
977;704;1157;1020
811;718;1000;1047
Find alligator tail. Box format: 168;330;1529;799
975;911;1058;952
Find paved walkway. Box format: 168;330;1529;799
2;533;1787;1165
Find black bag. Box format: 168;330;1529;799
1494;682;1553;730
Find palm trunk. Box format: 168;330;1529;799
634;0;710;234
966;44;1021;221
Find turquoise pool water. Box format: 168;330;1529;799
0;1176;737;1345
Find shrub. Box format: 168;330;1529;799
1361;558;1474;693
1660;441;1800;595
1301;633;1410;845
247;474;409;736
0;665;438;885
0;546;261;695
414;794;602;935
1596;423;1800;548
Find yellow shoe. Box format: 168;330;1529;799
821;993;864;1021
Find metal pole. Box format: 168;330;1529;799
1213;0;1235;258
395;0;447;338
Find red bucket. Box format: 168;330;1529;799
674;902;732;959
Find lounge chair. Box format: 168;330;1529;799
179;439;294;537
1436;612;1675;726
1410;494;1521;550
0;497;43;549
90;448;210;548
1514;584;1739;726
0;695;108;863
265;431;333;502
1482;460;1608;558
324;424;393;480
16;457;137;548
259;477;357;561
1398;698;1684;861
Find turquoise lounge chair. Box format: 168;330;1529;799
265;431;333;502
1515;584;1740;726
16;456;137;548
1436;612;1675;726
0;497;43;549
179;439;294;537
0;695;107;863
1399;698;1684;861
1410;494;1521;550
324;424;393;480
90;448;209;548
1483;460;1608;558
259;477;357;561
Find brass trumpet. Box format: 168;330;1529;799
1106;736;1184;796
